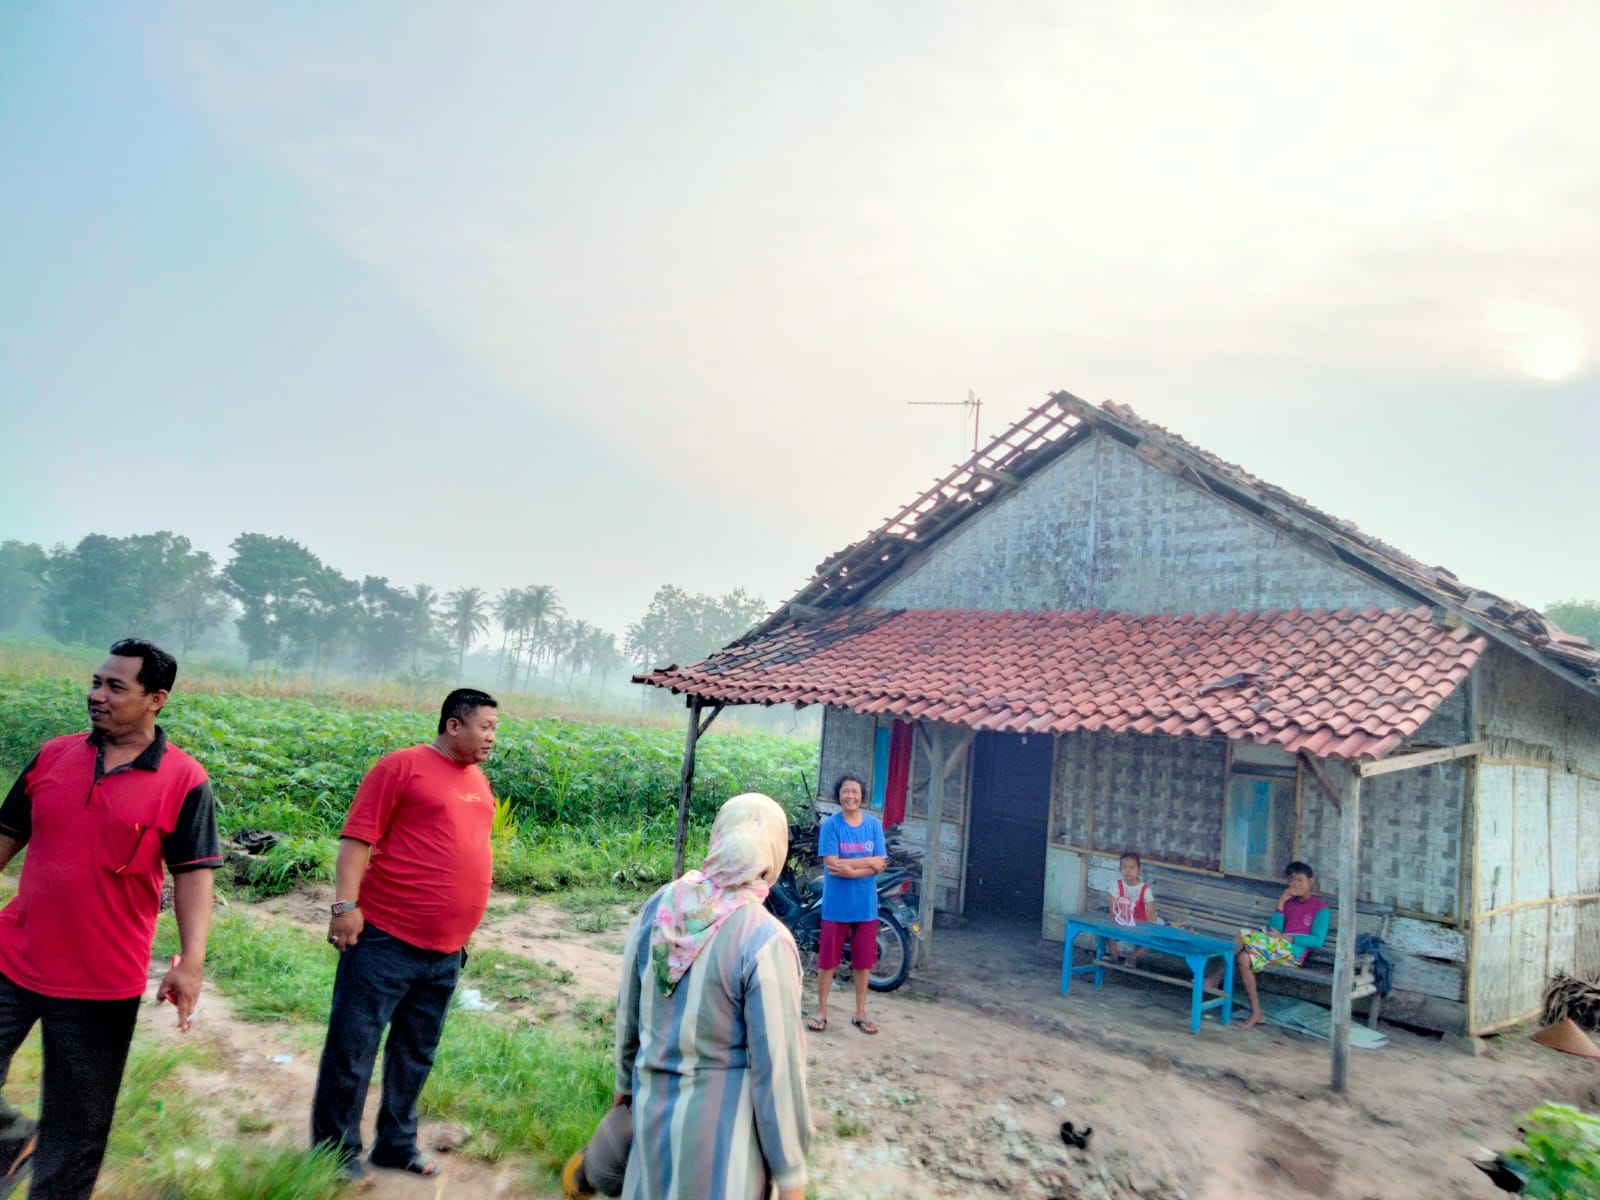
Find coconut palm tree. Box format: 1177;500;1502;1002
406;583;442;671
520;584;563;689
444;586;490;670
492;586;525;681
561;618;593;694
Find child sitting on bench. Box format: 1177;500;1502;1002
1208;860;1330;1028
1109;851;1159;966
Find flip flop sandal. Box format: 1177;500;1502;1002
804;1015;828;1032
850;1017;879;1035
370;1152;441;1177
562;1150;594;1197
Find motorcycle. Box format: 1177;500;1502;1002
766;835;922;992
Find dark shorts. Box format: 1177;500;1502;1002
818;918;878;971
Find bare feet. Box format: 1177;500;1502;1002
1241;1010;1266;1028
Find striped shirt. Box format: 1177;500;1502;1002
616;890;812;1199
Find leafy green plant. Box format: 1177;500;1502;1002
492;796;521;841
1507;1103;1600;1199
0;672;816;856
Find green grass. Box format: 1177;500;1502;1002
420;1014;612;1171
0;1038;351;1200
104;1042;350;1199
462;945;574;1005
145;908;614;1180
154;911;337;1024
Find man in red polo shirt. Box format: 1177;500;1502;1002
0;639;222;1199
309;687;499;1183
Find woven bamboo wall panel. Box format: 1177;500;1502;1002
1472;912;1515;1029
1297;757;1465;918
1581;778;1600;893
1549;772;1580;897
819;708;877;802
1052;731;1093;847
908;738;969;828
1479;646;1600;775
1577;900;1600;978
1066;732;1223;867
1089;441;1404;613
1549;901;1578;979
1510;906;1550;1019
1476;765;1516;915
1360;761;1467;917
1513;765;1552;905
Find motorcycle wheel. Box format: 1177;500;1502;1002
866;911;912;992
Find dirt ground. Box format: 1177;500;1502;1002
137;889;1600;1200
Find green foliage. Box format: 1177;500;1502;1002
40;532;222;650
624;583;767;670
1507;1102;1600;1200
1545;600;1600;649
0;674;814;848
0;540;47;633
237;835;339;897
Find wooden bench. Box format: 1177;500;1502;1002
1114;873;1388;1028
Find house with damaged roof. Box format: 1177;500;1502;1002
636;391;1600;1071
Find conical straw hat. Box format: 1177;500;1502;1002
1531;1017;1600;1059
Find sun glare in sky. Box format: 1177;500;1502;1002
1487;303;1587;383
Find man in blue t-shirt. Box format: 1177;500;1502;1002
805;772;887;1035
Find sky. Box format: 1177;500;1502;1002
2;2;1597;638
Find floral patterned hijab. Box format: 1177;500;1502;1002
649;793;789;995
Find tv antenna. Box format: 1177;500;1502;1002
908;390;983;456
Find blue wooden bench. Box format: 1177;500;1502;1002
1061;911;1237;1034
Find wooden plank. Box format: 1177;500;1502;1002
1358;741;1486;778
1331;767;1361;1093
1389;956;1466;1001
1387;916;1468;961
915;722;951;967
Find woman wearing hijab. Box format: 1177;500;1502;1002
567;793;811;1200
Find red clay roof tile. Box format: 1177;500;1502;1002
636;605;1487;761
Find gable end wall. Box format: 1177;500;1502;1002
873;432;1406;614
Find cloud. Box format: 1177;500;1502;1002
142;1;1599;555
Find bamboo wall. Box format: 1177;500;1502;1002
1466;646;1600;1034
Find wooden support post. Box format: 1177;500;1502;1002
673;698;704;879
915;723;947;968
1330;766;1362;1093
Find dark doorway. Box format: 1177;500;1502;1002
964;732;1053;918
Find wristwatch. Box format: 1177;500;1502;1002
330;901;360;916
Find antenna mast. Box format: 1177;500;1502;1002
907;390;983;456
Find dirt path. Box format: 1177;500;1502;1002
137;890;1600;1199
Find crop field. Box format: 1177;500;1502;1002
0;662;817;895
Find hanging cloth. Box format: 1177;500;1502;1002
882;721;913;828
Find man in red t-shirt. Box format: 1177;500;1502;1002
0;639;221;1199
309;688;499;1183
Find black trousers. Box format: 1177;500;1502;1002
0;970;140;1200
309;924;461;1165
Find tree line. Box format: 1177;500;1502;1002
0;532;770;692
